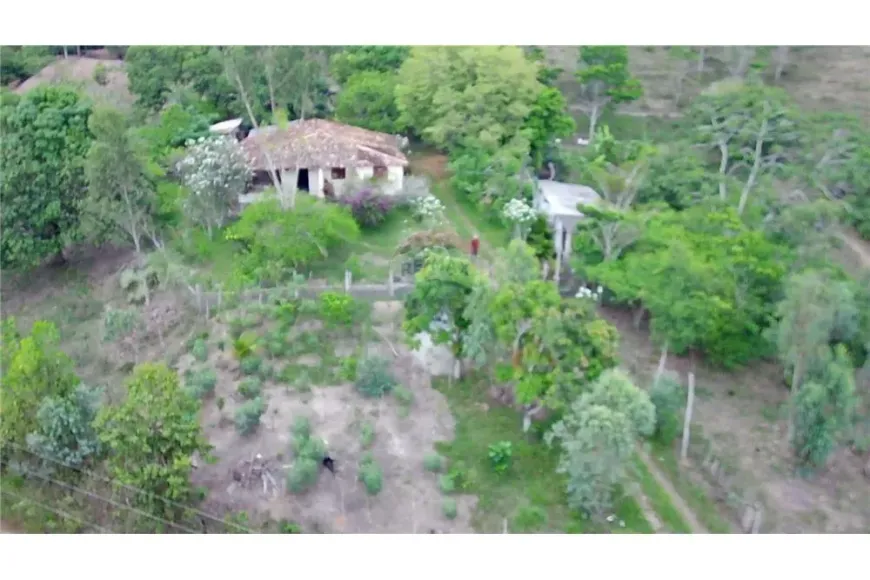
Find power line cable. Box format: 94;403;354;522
3;459;200;534
4;442;254;533
0;487;112;534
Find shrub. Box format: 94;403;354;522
240;356;263;376
393;385;414;416
279;520;302;533
233;331;258;360
358;453;383;495
234;397;266;435
93;63;108;86
488;441;513;474
441;498;458;520
360;421;375;449
511;504;548;532
237;377;262;399
649;378;683;444
438;474;455;494
287;457;319;493
446;460;475;491
354;356;397;398
216;396;225;411
291;416;311;440
338;188;394;229
423;453;445;473
191;338;208;362
186;368;218;399
339;356;358;381
25;384;103;472
319;292;356;327
266;339;287;358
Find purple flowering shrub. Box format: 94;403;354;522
339;188;394;229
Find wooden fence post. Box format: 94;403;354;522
344;270;352;293
388;266;395;297
681;372;696;463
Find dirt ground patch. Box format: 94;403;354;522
189;303;475;533
14;56;135;109
602;305;870;533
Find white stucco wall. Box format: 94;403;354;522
320;165;405;198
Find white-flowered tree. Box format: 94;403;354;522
177;136;253;238
502;198;538;240
410;194;447;228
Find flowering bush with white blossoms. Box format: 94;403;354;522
576;285;604;302
502;198;539;240
410;194;446;226
177;136;253;237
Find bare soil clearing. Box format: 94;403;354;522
14;56;135;109
604;306;870;533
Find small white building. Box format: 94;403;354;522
533;180;600;264
239;119;408;202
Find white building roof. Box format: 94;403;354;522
209;118;243;134
536;180;600;219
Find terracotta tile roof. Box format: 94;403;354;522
241;119;409;171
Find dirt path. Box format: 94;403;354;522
636;449;710;534
839;229;870;269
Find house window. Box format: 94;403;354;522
373;165;388;179
331;167;346;180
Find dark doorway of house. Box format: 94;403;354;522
297;169;309;191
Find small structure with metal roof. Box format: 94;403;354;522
533;179;600;266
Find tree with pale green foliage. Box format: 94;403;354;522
574;46;643;139
26;384;103;473
545;369;655;516
395;46;542;152
95;363;210;521
83;106;157;253
0;319;80;451
792;345;858;469
523;86;576;168
330;46;410;84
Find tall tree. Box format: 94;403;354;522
329;46;410;85
545;369;655;516
0;319;80;451
83;107;157;253
335;71;403;134
95;363;210;522
395;46;542;152
404;252;485;378
574;46;643;140
1;86;93;270
522;86;576;168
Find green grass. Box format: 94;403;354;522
648;438;734;534
633;454;693;533
432;181;511;258
433;373;653;533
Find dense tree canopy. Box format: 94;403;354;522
1;86;93;269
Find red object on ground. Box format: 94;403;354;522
470;236;480;257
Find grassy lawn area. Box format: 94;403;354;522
648;436;734;534
633;454;693;533
433;373;653;534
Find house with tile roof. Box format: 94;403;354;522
239;119;409;201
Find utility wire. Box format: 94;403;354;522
0;487;112;534
4;442;254;533
3;459;200;534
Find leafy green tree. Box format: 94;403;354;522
26;384;103;472
545;370;654;516
525;46;563;87
0;46;53;85
574;46;643;139
177;135;252;238
95;363;210;520
137;103;214;163
523;86;576;168
225;194;359;284
83;106;156;253
125;46;237;117
792;345;858;468
335;71;403;134
638;143;719;210
404;252;485;378
396;46;542;151
0;319;80;450
0;86;93;270
330;46;410;85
